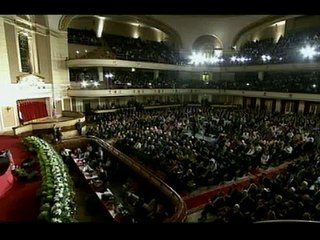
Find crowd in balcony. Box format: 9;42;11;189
68;28;181;65
68;28;102;46
199;154;320;223
203;29;320;66
69;66;320;94
235;30;320;65
111;71;173;89
61;144;169;223
70;68;175;89
70;68;99;83
86;106;320;192
230;72;320;93
104;34;180;64
68;27;320;67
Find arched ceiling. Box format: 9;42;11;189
46;15;303;52
58;15;184;48
231;15;302;48
192;35;223;51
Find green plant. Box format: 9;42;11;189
24;136;76;223
15;167;28;178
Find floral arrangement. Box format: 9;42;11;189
24;136;76;223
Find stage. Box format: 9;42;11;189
27;116;74;124
0;167;14;199
13;111;85;136
0;145;15;199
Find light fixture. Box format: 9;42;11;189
80;80;88;88
105;73;114;79
300;45;317;59
96;17;105;38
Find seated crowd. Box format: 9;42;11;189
231;71;320;93
68;28;181;65
199;153;320;223
86;106;320;192
70;68;174;89
232;30;320;66
69;66;320;94
68;27;320;66
60;143;169;223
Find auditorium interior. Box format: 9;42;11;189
1;14;320;223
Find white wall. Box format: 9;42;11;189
0;18;12;84
48;31;70;115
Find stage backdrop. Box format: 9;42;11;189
17;98;48;123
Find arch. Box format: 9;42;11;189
59;15;79;31
231;15;298;48
58;15;183;49
192;34;223;52
191;34;223;57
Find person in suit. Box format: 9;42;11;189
57;127;63;142
75;119;83;136
52;124;59;143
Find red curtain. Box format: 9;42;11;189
18;99;48;122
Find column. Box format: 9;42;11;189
98;67;104;81
275;99;281;112
154;70;159;80
258;72;264;81
298;100;305;113
256;98;261;109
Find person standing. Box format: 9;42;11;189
52;124;59;143
57;127;63;142
75;119;83;136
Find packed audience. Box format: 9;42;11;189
232;71;320;93
69;66;320;93
68;27;320;66
199;154;320;223
68;28;102;46
68;28;181;65
232;30;320;66
86;106;320;192
69;68;174;89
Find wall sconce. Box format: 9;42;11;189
6;106;12;112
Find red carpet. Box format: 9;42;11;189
184;163;291;212
0;169;14;198
183;176;254;211
0;135;40;222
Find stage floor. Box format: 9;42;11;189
27;116;74;124
0;168;14;199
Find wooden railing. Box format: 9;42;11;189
54;136;187;223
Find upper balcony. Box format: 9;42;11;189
67;88;320;103
67;57;320;73
67;25;320;73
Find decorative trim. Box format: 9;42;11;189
2;16;49;37
16;73;46;89
58;15;79;31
